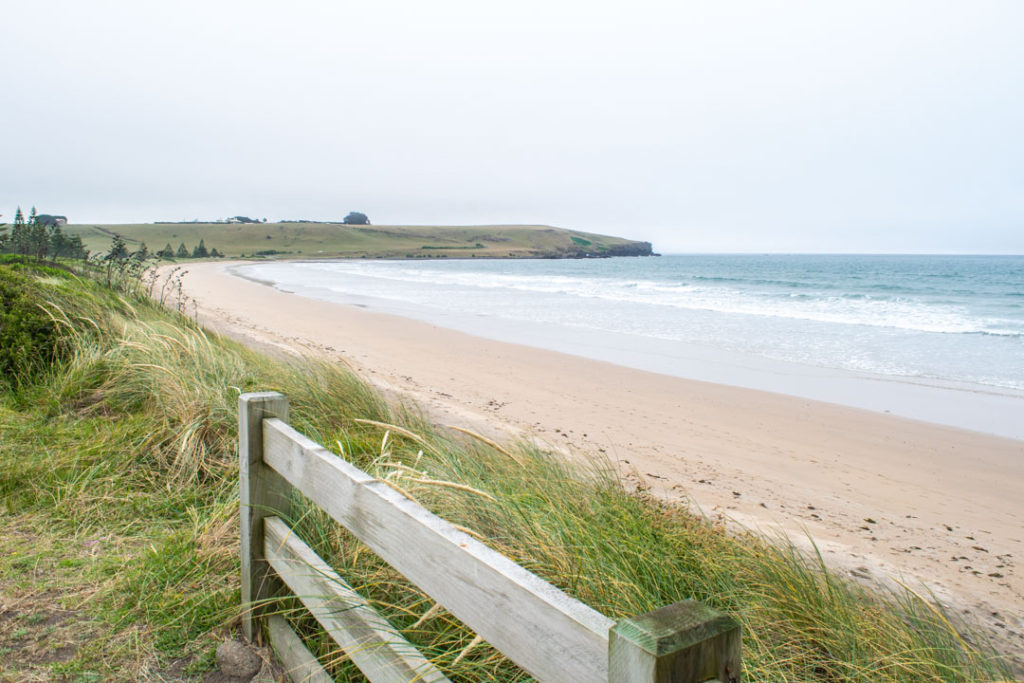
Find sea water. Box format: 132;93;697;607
235;255;1024;438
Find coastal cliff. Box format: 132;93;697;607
562;240;654;258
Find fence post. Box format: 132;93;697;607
239;391;291;643
609;600;741;683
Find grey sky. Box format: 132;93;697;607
2;1;1022;253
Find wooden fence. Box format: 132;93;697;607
239;392;742;683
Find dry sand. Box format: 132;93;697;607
167;261;1024;659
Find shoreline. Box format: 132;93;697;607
169;260;1024;660
229;259;1024;441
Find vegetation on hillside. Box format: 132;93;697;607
0;260;1013;680
0;206;89;262
0;266;69;383
60;222;653;261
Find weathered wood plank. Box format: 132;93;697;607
609;600;741;683
240;392;291;643
262;418;615;683
265;516;450;683
266;614;334;683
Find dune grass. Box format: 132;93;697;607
0;261;1013;680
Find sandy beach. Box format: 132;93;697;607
169;261;1024;657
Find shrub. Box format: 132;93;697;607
0;267;64;384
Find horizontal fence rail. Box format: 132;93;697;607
239;392;742;683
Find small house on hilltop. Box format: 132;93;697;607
35;214;68;227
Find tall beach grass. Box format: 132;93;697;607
0;261;1014;680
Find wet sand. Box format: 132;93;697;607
166;261;1024;660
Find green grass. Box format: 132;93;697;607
61;223;651;261
0;261;1014;680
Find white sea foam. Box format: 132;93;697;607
285;261;1018;337
238;254;1024;394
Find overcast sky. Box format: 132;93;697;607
2;1;1022;253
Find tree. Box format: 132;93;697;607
11;207;28;257
26;206;54;261
48;225;68;258
13;226;29;257
133;242;149;261
30;222;49;261
176;243;189;258
192;239;209;258
343;211;370;225
106;235;129;261
158;243;174;258
66;234;88;260
209;248;222;258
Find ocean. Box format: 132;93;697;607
234;254;1024;438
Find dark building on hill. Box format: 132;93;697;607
35;214;68;227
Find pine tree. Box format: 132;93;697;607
48;225;67;258
192;239;209;258
106;235;129;260
133;242;149;261
176;242;189;258
67;235;88;260
159;243;174;258
12;224;28;256
11;207;28;257
30;221;49;261
29;206;37;225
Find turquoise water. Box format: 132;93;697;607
239;254;1024;394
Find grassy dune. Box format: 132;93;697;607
62;223;652;260
0;261;1013;681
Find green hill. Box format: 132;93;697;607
62;223;654;260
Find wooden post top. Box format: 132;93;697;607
240;391;288;405
613;601;737;656
610;600;741;683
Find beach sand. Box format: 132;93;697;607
168;261;1024;659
